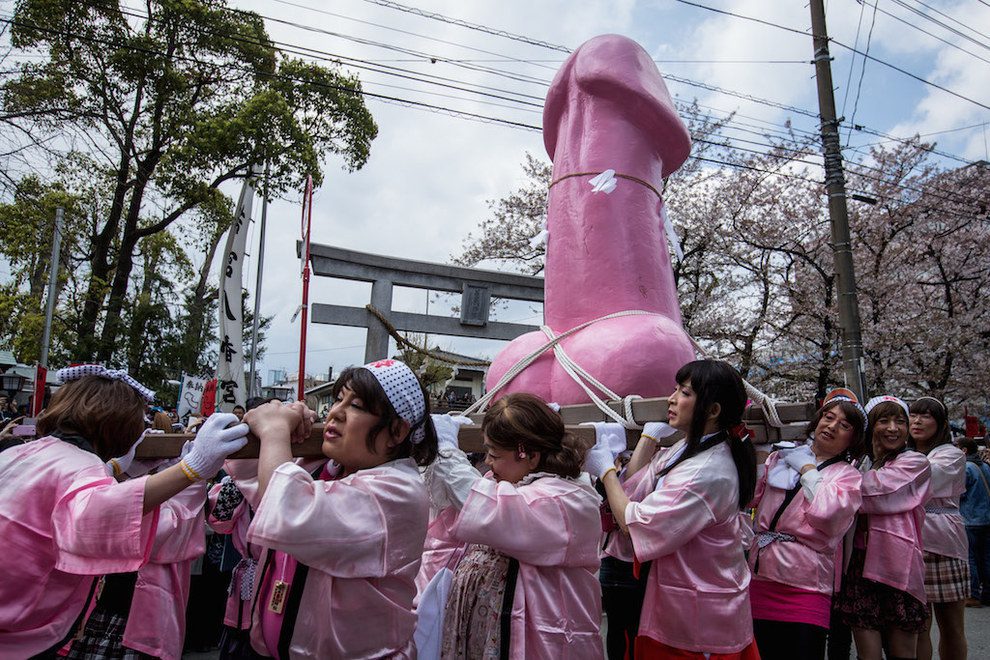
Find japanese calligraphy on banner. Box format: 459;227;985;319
177;372;207;420
216;171;257;412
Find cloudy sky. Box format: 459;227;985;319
208;0;990;387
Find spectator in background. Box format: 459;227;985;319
231;405;245;422
0;395;11;423
152;411;173;433
960;437;990;607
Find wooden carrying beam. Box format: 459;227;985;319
135;397;815;459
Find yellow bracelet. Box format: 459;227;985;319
178;460;201;482
641;433;658;443
600;466;617;479
109;459;122;477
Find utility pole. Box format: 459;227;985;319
39;207;64;367
809;0;867;401
248;162;270;398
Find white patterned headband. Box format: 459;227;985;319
362;359;427;444
864;395;909;419
823;395;867;426
57;365;155;402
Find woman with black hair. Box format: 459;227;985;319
592;359;759;659
748;393;867;659
910;396;968;660
226;359;438;658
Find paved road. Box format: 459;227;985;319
184;606;990;658
930;604;990;658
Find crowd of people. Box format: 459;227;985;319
0;357;987;660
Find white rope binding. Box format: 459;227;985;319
684;335;785;428
463;310;661;428
464;310;789;432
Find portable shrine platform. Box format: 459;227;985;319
134;397;815;459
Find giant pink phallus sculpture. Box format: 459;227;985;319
485;34;696;406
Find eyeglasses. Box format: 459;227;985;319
822;412;853;433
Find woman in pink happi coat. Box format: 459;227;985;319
593;360;759;660
0;366;248;658
747;393;867;660
227;360;438;659
428;392;603;659
910;396;969;660
64;470;208;660
834;395;932;660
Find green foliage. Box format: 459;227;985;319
0;0;378;377
398;335;455;395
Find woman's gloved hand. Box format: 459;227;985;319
581;422;627;478
179;413;249;481
431;414;474;450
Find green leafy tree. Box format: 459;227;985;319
2;0;377;363
0;175;85;363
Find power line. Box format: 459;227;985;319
890;0;990;51
869;0;990;65
839;0;868;119
669;0;990;113
345;0;981;165
845;0;878;147
4;6;986;210
266;0;560;73
358;0;570;53
906;0;990;43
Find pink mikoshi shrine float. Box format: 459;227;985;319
132;34;813;462
471;33;812;447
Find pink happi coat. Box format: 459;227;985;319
0;437;158;657
749;452;863;595
922;443;968;561
122;479;206;660
207;478;261;629
415;447;485;598
859;449;931;604
447;466;604;659
228;457;428;659
621;438;753;654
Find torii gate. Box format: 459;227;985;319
303;242;545;364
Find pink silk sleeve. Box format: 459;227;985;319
150;481;206;563
248;463;424;578
927;446;966;499
749;456;770;509
624;482;716;562
797;467;862;550
52;469;158;574
452;479;583;566
860;452;931;515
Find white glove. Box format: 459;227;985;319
767;458;800;489
431;414;474;450
641;421;678;442
783;444;817;473
581;422;627;478
106;430;148;477
180;413;249;481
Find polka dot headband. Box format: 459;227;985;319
57;364;155;402
362;359;427;444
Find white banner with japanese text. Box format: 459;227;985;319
216;172;257;412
